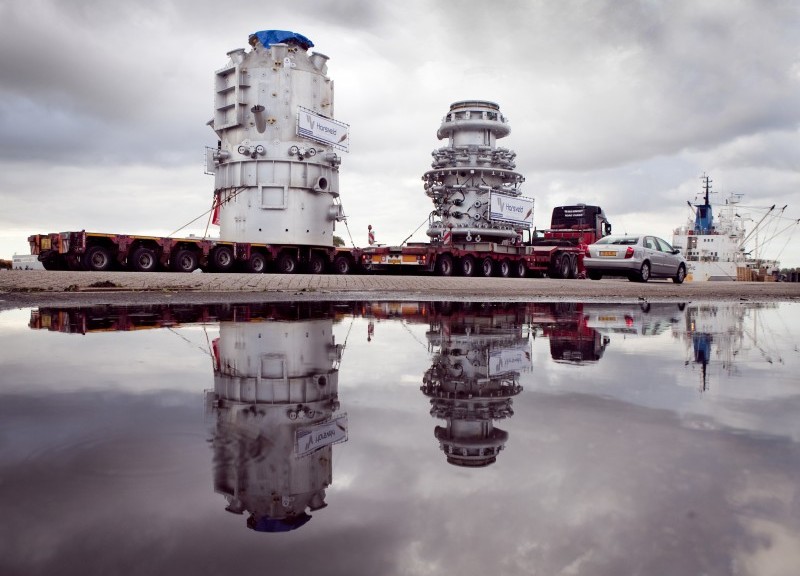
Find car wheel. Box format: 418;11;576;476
637;261;651;282
588;271;602;280
673;264;686;284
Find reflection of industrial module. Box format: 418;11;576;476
422;304;530;467
207;304;348;532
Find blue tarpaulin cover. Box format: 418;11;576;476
251;30;314;50
248;512;312;532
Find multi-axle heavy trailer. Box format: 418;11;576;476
27;30;609;277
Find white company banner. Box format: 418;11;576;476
489;192;534;227
297;106;350;152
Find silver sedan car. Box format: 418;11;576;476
584;234;686;283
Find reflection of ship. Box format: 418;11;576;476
675;302;781;392
672;174;795;281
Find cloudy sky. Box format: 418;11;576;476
2;0;799;266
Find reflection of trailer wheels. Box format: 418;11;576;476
308;254;326;275
460;255;475;277
277;252;298;274
246;252;267;274
333;255;352;275
83;245;113;272
437;254;454;276
498;259;511;278
171;249;198;273
516;260;527;278
131;247;158;272
480;257;494;277
210;246;234;272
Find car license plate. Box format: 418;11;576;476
599;250;616;257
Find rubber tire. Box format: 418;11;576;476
41;255;66;271
131;247;158;272
171;249;198;273
246;252;267;274
460;255;475;277
567;254;578;279
516;260;527;278
308;254;326;275
673;264;686;284
277;252;298;274
82;245;113;272
210;246;234;272
588;271;603;280
480;257;494;277
631;261;650;283
437;254;454;276
498;259;511;278
333;255;351;275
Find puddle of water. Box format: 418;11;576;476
1;301;798;575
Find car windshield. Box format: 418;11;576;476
595;236;639;246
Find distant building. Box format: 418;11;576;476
12;254;44;270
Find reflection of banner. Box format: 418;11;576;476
297;107;349;152
489;192;533;227
295;414;349;457
488;346;532;376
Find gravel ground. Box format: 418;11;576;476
1;269;799;311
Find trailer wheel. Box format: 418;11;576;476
516;260;527;278
498;259;511;278
437;254;455;276
308;254;326;275
333;255;352;275
210;246;234;272
131;247;158;272
246;252;267;274
460;255;475;277
171;249;198;273
82;245;113;272
277;252;298;274
550;253;570;279
41;255;66;271
567;254;578;279
480;257;494;277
